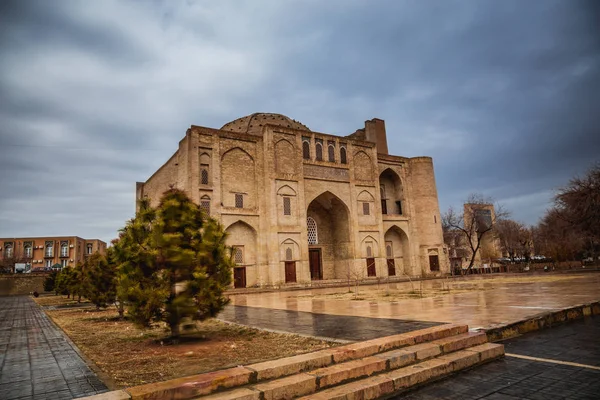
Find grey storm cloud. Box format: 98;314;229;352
0;0;599;244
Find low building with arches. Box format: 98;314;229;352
136;113;449;287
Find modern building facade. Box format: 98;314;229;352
136;113;449;288
0;236;107;271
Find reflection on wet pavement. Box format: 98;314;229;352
219;305;443;341
228;273;600;329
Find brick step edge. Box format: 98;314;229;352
198;334;491;400
297;343;505;400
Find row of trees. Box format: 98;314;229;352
443;164;600;272
45;189;233;339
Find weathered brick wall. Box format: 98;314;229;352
142;151;180;207
0;274;47;296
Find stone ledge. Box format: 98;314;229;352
482;301;600;341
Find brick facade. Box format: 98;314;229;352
137;113;449;287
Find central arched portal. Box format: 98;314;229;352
306;192;352;280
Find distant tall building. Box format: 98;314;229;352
0;236;107;271
446;204;501;272
136;113;449;288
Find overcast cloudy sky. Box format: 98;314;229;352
1;0;598;244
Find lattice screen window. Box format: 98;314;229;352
200;196;211;215
340;146;347;164
363;202;370;215
302;141;310;160
315;143;323;161
366;245;372;258
283;197;291;216
200;166;209;185
307;217;318;245
285;247;293;261
235;193;244;208
233;247;244;264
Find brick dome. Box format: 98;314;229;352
221;113;310;136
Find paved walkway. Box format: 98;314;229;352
227;273;600;329
0;296;107;400
392;315;600;399
220;305;442;341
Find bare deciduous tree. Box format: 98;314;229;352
442;193;509;274
496;219;532;262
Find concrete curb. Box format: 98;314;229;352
480;300;600;342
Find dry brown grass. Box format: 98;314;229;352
34;296;334;388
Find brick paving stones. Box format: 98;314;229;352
0;296;108;400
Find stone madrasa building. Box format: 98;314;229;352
136;113;449;288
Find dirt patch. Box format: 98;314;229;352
34;296;335;388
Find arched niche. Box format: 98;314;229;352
384;225;411;275
379;168;405;215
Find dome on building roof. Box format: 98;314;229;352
220;113;310;136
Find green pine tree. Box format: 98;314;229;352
84;252;117;309
113;189;233;339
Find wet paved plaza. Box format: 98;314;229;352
393;315;600;400
227;273;600;330
0;296;107;400
219;306;442;341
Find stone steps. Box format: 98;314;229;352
190;325;503;400
83;324;503;400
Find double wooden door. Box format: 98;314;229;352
233;267;246;288
309;249;322;280
284;261;296;283
366;258;376;277
387;259;396;276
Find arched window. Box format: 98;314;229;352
86;244;93;255
61;242;68;257
5;243;13;258
328;144;335;162
366;246;372;258
285;247;293;261
315;143;323;161
45;242;53;257
307;217;318;245
340;147;347;164
201;168;209;185
200;195;211;215
24;243;32;258
302;141;310;160
386;244;393;258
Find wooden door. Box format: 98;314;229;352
387;259;396;276
429;255;440;272
233;267;246;288
309;249;322;280
284;261;296;283
366;258;376;277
